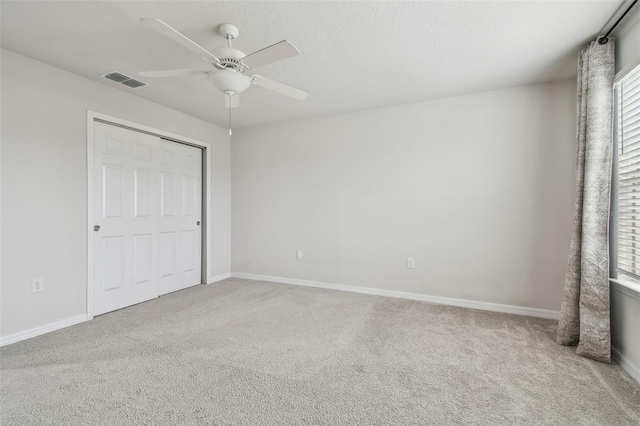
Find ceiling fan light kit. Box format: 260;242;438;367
139;18;308;108
208;69;252;97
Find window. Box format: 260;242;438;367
616;63;640;279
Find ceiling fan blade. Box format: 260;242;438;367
141;18;220;64
225;94;240;109
139;69;207;78
242;40;299;69
252;75;309;100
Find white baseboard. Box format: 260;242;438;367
0;314;88;347
208;273;231;284
231;273;560;320
613;347;640;384
1;273;231;347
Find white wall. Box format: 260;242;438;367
614;2;640;75
232;80;576;311
611;3;640;380
1;49;231;337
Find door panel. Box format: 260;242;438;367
159;140;202;295
182;230;196;272
183;175;196;217
93;123;160;315
134;142;153;161
161;148;177;166
133;234;152;285
161;232;176;278
93;122;203;315
103;165;124;219
102;236;124;292
161;172;176;217
183;152;196;168
134;168;152;218
103;134;124;156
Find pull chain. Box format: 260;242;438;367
228;99;232;136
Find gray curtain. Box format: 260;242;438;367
557;39;615;363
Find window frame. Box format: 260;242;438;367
611;60;640;295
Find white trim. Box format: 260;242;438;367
208;273;231;284
231;273;560;320
613;346;640;383
610;279;640;300
87;113;95;320
0;315;88;347
614;61;640;84
86;111;213;319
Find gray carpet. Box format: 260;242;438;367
1;278;639;425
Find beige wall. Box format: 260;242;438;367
231;80;577;311
1;49;231;337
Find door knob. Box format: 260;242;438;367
94;225;100;231
196;221;201;226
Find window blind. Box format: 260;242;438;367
616;64;640;277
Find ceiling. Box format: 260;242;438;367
1;1;623;129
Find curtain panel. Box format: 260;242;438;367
557;39;615;363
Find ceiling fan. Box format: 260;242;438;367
139;18;309;109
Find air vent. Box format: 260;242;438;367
101;71;148;89
121;79;147;88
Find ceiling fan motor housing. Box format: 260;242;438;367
208;46;252;96
212;46;244;62
211;47;246;71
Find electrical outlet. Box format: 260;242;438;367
296;250;303;260
406;257;415;269
32;278;44;293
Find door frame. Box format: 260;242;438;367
86;111;212;320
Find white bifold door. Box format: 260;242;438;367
93;122;202;316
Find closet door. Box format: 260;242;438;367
93;122;161;315
158;140;202;295
92;122;203;315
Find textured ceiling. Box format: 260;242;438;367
1;1;623;129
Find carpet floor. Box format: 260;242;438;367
1;278;639;425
